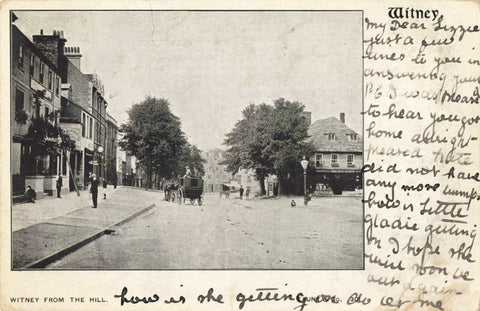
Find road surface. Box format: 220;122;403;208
47;191;363;269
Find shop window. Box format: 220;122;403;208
62;152;67;175
15;88;24;112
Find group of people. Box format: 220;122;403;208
238;185;250;200
24;174;64;203
24;172;111;209
220;185;250;200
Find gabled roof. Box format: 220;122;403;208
308;117;362;153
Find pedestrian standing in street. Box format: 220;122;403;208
239;185;244;200
90;174;99;208
103;178;107;199
56;174;63;198
245;188;250;200
113;176;117;189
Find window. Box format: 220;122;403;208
89;117;93;139
348;134;358;141
326;133;336;141
315;154;323;167
82;113;86;137
331;154;339;167
55;77;60;96
45;106;50;120
40;63;44;83
30;54;35;76
18;45;23;68
347;154;355;167
15;88;24;112
48;71;52;90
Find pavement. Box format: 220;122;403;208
11;186;157;269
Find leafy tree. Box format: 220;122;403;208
119;96;187;188
176;143;206;177
224;98;314;195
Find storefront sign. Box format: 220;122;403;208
30;78;52;101
63;126;81;143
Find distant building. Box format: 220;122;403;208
308;113;362;194
202;149;233;192
116;147;136;186
106;113;118;184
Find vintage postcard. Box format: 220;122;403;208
0;0;479;310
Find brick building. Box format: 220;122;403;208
11;24;66;198
32;30;116;188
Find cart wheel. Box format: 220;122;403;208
190;199;195;205
178;190;183;205
198;197;203;206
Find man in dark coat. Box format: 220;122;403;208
239;185;244;200
25;186;36;203
56;174;63;198
90;174;99;208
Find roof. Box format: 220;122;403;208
308;117;362;153
12;25;60;74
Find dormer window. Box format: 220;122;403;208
347;134;358;141
326;133;336;141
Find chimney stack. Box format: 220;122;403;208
33;30;67;68
302;111;312;126
64;46;82;70
340;112;345;123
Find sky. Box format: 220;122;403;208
14;11;363;152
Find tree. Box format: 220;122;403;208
119;96;187;189
223;98;314;195
177;143;206;177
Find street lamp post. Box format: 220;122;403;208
300;156;309;206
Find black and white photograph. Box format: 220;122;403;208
10;10;363;270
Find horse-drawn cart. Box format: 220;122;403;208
166;176;204;205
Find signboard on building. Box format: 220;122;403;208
30;78;52;101
61;124;81;144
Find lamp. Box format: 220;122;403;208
300;156;309;206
